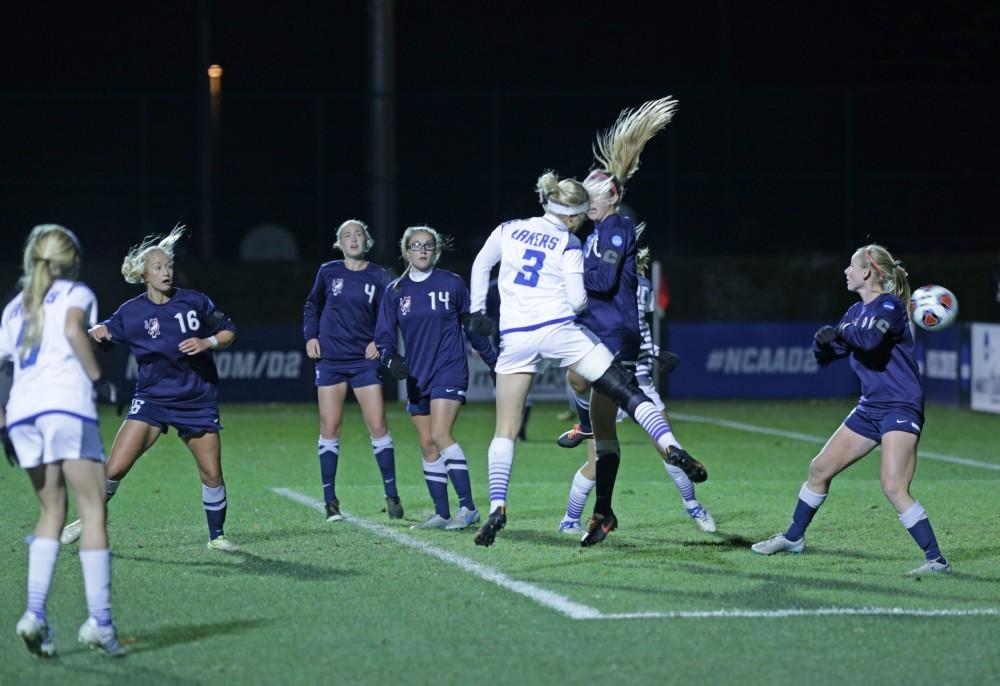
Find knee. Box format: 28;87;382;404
880;476;909;506
566;370;589;394
320;421;341;439
200;469;223;488
807;457;833;485
419;439;438;459
430;431;453;452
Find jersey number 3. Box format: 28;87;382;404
513;249;546;288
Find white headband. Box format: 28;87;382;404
545;200;590;215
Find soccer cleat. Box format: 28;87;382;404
78;617;125;657
557;424;593;449
206;536;239;552
385;496;404;520
558;520;583;534
907;558;951;576
474;507;507;546
60;518;82;545
411;514;451;530
665;446;708;483
580;511;618;547
325;499;343;522
751;533;805;555
686;504;717;533
444;506;481;530
16;611;55;658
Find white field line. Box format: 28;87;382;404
671;413;1000;472
272;488;999;621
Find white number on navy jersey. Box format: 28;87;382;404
428;291;450;310
173;310;201;333
129;398;145;415
365;283;376;304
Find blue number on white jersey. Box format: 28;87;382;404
513;249;546;288
14;322;40;369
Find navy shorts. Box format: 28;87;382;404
844;404;923;442
601;337;639;366
315;359;381;389
128;398;223;439
406;385;467;416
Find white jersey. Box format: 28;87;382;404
470;214;586;335
0;279;99;425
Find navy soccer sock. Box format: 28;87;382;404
593;440;621;517
900;501;945;563
371;433;398;498
784;482;827;541
318;436;340;503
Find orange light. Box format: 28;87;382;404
208;64;223;79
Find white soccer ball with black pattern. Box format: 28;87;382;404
910;285;958;331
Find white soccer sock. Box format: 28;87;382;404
26;537;60;620
487;437;515;512
79;548;112;626
563;466;595;522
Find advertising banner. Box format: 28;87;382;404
971;322;1000;413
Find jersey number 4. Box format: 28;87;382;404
513;249;546;288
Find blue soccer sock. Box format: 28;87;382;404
370;433;398;498
441;443;475;511
26;537;60;622
318;436;340;504
487;437;515;512
663;463;696;502
593;440;621;517
900;501;945;563
563;465;595;523
422;457;450;519
202;483;228;540
784;482;827;541
573;389;592;434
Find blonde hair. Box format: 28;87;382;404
855;243;911;306
18;224;82;356
536;171;589;214
121;224;186;284
634;222;650;275
333;218;374;253
584;96;678;202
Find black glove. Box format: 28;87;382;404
382;354;409;380
95;378;125;416
1;427;16;467
463;312;497;338
814;325;839;347
489;367;497;386
655;349;680;374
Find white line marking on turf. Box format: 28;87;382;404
672;413;1000;472
271;488;602;620
273;488;999;621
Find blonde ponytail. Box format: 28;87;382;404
121;224;186;284
18;224;82;356
858;243;911;305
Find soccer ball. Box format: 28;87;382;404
910;285;958;331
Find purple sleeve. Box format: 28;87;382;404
303;268;325;341
838;300;906;352
103;304;127;342
201;294;235;336
374;283;399;360
583;217;630;295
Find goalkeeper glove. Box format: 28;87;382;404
462;312;497;337
814;325;839;347
382;354;409;380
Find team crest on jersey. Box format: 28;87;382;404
399;296;411;315
144;317;161;338
331;278;344;296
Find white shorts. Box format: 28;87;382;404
8;412;105;469
495;321;601;375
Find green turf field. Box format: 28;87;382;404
2;400;999;685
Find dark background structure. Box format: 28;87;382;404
2;1;998;322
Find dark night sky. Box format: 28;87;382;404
1;1;998;266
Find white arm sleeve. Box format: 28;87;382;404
562;248;587;313
470;227;503;313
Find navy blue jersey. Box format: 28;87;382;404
375;269;496;396
814;293;923;413
104;288;235;407
579;213;640;351
303;260;392;364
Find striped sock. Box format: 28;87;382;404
79;548;112;626
26;537;59;622
422;458;450;519
371;433;398;498
785;482;827;541
318;436;340;503
203;483;228;539
900;501;945;563
563;466;595;523
442;443;475;511
487;437;515;512
633;402;675;450
664;463;696;502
